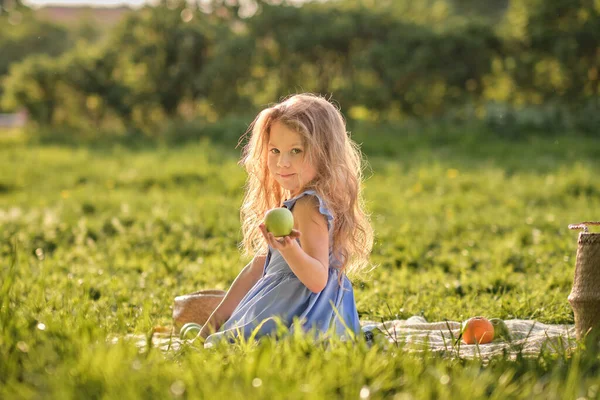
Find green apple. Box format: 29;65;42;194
179;322;202;340
490;318;511;342
264;207;294;237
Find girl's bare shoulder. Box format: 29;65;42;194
292;194;328;228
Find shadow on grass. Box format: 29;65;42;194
10;118;600;174
350;120;600;175
21;115;252;155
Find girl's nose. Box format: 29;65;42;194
277;154;291;168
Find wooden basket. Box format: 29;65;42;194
172;289;226;331
568;222;600;340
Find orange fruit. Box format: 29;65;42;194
461;316;495;344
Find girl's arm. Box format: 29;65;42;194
260;196;329;293
198;254;266;339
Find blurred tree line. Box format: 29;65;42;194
1;0;598;136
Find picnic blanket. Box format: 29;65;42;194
360;316;576;359
110;316;576;360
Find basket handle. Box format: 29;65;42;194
569;222;600;233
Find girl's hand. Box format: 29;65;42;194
259;223;301;253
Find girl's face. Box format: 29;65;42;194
267;121;317;197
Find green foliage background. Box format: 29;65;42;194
1;0;599;134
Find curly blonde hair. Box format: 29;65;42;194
238;93;373;278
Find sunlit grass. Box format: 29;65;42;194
1;127;600;398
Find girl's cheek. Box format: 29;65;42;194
266;156;276;169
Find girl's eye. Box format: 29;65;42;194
291;148;302;155
270;148;280;154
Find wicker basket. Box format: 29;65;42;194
568;222;600;340
172;289;226;331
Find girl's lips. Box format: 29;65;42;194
279;173;296;178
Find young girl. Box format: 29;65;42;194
199;93;373;345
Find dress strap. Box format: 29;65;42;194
282;190;334;232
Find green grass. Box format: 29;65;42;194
1;125;600;399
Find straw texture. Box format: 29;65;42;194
568;231;600;340
172;289;226;330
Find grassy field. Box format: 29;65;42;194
2;125;600;399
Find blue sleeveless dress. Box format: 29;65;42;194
204;190;361;346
